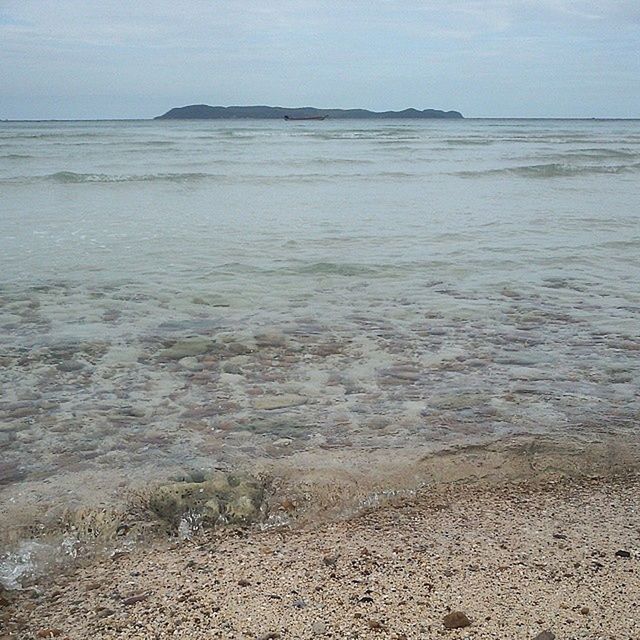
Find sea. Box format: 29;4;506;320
1;118;639;585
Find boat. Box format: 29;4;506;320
284;115;327;121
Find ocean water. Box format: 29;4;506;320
1;118;640;577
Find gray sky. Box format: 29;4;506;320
1;0;639;119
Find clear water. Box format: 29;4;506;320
1;118;639;541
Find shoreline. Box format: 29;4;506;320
3;433;640;549
3;472;638;639
2;436;640;638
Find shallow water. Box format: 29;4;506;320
1;118;639;561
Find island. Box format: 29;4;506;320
154;104;463;120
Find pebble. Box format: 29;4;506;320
272;438;293;447
122;593;149;605
532;632;555;640
36;630;63;638
615;549;631;558
311;621;327;635
442;611;471;629
322;554;339;567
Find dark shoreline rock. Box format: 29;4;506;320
443;610;471;629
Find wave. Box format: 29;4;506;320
0;132;106;141
576;147;638;158
457;162;640;179
3;169;421;185
535;149;639;162
0;153;32;159
444;138;494;146
295;261;383;277
8;171;218;184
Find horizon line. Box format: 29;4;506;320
3;116;640;123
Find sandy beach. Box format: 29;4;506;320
2;439;639;640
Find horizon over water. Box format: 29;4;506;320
4;117;640;123
1;118;639;585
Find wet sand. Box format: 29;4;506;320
2;441;639;640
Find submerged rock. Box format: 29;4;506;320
253;394;307;410
146;472;265;530
157;338;217;361
178;356;204;372
57;359;87;373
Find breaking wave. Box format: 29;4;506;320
3;169;420;185
9;171;219;184
457;162;640;178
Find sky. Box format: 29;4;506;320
1;0;639;119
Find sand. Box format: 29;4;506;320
2;469;639;640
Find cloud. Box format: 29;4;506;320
0;0;638;117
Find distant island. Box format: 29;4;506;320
155;104;463;120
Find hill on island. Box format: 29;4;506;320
155;104;463;120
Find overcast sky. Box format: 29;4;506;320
1;0;639;119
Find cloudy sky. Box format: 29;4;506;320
1;0;639;119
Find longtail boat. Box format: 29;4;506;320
283;115;327;121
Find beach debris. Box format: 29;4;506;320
532;632;555;640
615;549;631;558
122;592;149;606
238;578;251;587
580;606;590;615
443;611;471;629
